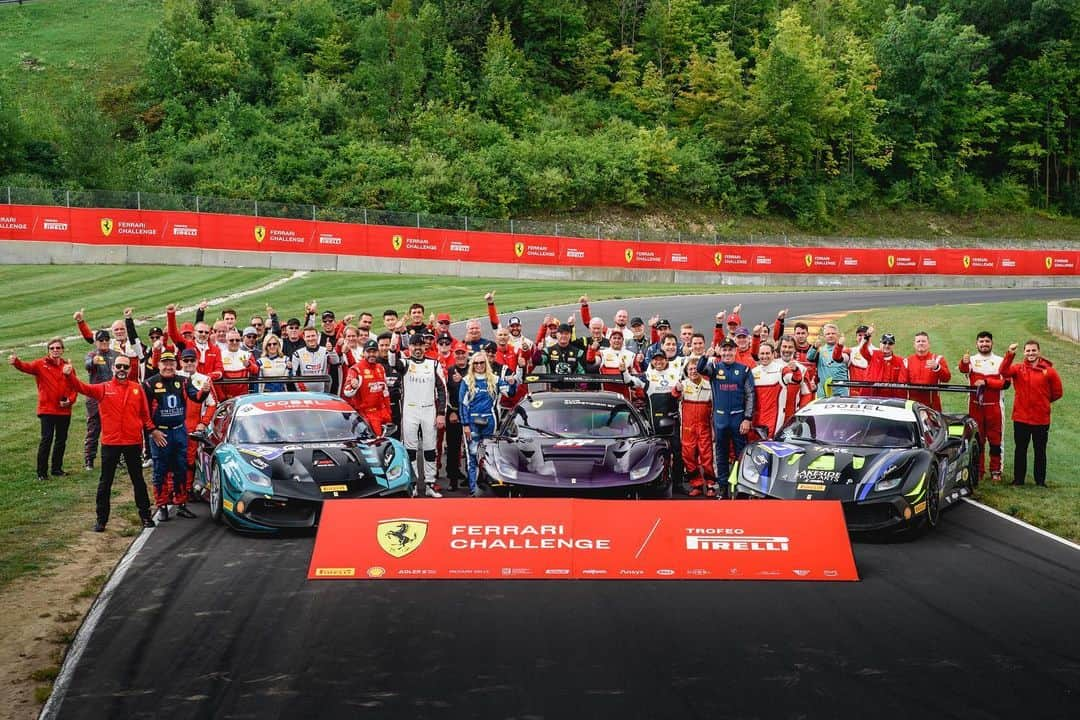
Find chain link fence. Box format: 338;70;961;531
5;186;1075;250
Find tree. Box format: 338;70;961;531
477;18;531;128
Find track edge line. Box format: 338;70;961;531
961;497;1080;552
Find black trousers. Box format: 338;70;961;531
445;419;464;485
1013;422;1050;486
98;444;152;525
37;414;71;476
84;409;101;464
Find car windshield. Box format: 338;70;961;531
231;410;366;444
778;414;916;448
509;398;643;439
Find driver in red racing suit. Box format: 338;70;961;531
343;340;392;437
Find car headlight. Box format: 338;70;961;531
383;443;396;466
386;463;403;481
630;462;653;481
741;446;770;482
495;456;518;481
247;471;271;488
874;465;904;492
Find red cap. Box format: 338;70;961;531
452;341;468;353
180;322;195;334
727;313;742;327
436;312;452;323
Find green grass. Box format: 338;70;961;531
0;0;161;136
0;264;755;589
828;301;1079;541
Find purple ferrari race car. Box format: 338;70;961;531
478;375;672;498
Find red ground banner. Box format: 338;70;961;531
2;203;1077;275
307;499;859;581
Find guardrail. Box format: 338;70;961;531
4;185;1076;251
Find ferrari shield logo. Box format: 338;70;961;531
962;255;971;269
377;518;428;558
713;252;723;266
254;225;266;244
392;235;403;251
804;254;813;268
887;255;895;268
514;242;525;258
100;218;113;237
624;248;634;264
1045;256;1053;270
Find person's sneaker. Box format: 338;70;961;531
175;504;196;519
154;506;170;522
425;486;443;498
141;517;156;529
688;487;703;497
468;491;477;498
990;471;1002;484
36;474;46;482
142;457;153;468
92;522;106;533
84;462;94;472
410;485;418;498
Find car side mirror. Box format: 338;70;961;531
190;430;213;446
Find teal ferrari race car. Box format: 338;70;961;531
192;393;411;532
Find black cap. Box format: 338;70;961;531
484;341;498;354
286;317;301;327
557;322;573;333
148;326;163;337
630;316;644;327
655;318;670;328
94;330;110;342
856;325;869;334
408;333;427;346
881;333;896;344
720;338;737;348
436;333;453;344
363;339;378;351
321;310;335;320
180;348;198;360
421;330;435;340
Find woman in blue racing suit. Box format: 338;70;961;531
459;352;513;496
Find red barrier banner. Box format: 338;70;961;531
307;499;859;581
2;203;1077;276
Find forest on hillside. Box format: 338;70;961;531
1;0;1077;228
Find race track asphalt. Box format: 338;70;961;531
50;288;1080;720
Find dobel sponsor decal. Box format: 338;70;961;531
448;524;611;550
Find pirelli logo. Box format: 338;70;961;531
686;535;790;552
314;567;356;577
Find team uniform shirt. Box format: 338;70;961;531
84;348;119;416
633;364;683;433
401;357;448;413
290;345;339;393
586;346;638;397
750;360;800;439
178;370;216;429
255;354;289;392
675;375;715;483
904;352;951;410
143;373;205;429
848;340;874;396
858;342;907;398
343;360;392;435
999;352;1064;425
218;347;258;400
958;353;1008;412
808;343;850;397
539;342;587;375
13;355;78;416
66;375;153;445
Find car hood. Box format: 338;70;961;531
228;439;404;499
740;440;921;502
485;436;664;488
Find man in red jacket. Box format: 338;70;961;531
1000;340;1064;487
10;339;78;481
63;356;157;531
905;332;951;410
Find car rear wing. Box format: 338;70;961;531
521;373;631;386
208;374;333;386
828;380;978;395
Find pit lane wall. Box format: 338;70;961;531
1047;300;1080;342
1;204;1078;286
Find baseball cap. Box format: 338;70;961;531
363;339;378;351
508;316;521;326
727;313;742;326
880;333;896;344
484;341;498;354
720;338;737;348
94;330;110;342
148;326;163;337
180;348;197;361
453;343;469;354
408;333;426;346
243;326;258;337
436;333;453;345
630;316;644;327
321;311;335;320
421;330;436;340
436;312;451;323
286;317;301;327
655;318;670;328
159;350;177;362
609;328;624;337
734;326;749;337
180;322;195;335
856;325;869;335
557;322;573;333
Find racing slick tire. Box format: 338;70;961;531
967;437;980;493
913;463;942;536
208;462;223;525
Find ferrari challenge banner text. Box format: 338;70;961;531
1;204;1077;276
307;499;859;581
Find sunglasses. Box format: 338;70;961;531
114;363;130;369
48;346;63;351
196;330;209;335
438;320;450;325
252;322;263;327
472;362;487;367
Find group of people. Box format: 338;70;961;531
10;291;1064;529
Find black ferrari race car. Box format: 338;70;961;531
478;375;672;497
731;395;980;533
